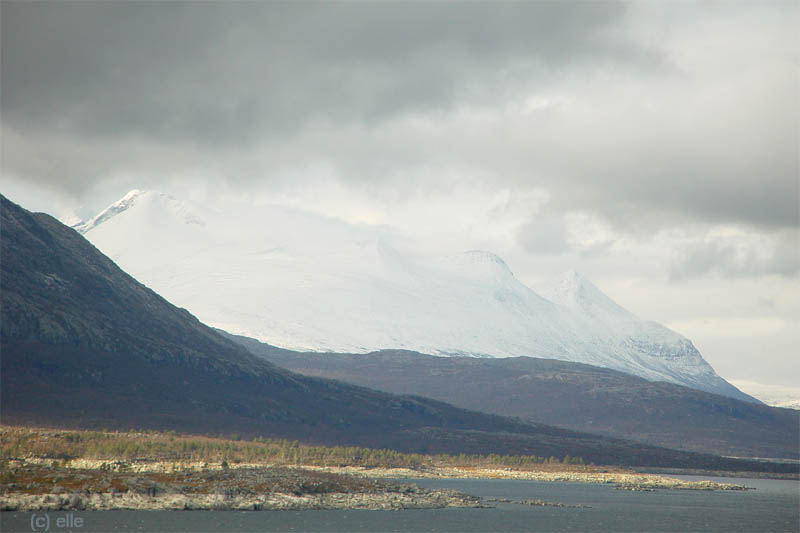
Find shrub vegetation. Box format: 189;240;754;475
1;426;587;471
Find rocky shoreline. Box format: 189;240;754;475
1;457;750;512
295;464;751;491
0;462;484;512
14;457;752;490
487;497;592;508
2;488;485;512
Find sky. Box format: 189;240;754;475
2;1;798;389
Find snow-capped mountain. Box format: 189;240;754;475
75;189;753;402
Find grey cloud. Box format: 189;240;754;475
668;230;800;281
552;111;798;230
517;215;570;255
1;1;633;145
2;1;796;235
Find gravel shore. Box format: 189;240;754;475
1;457;748;512
2;487;485;512
296;464;751;490
1;462;484;512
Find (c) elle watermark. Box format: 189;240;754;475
30;512;85;531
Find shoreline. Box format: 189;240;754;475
1;458;753;512
293;464;752;490
633;466;798;481
12;457;753;489
2;488;485;512
1;461;484;512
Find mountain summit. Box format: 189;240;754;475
77;190;753;402
73;189;146;233
536;270;632;318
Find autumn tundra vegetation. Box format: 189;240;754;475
1;426;588;471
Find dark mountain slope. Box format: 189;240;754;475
0;193;793;472
226;336;799;460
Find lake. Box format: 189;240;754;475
2;475;797;532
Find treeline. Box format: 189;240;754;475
1;426;586;470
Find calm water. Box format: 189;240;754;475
2;476;797;532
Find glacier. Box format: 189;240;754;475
74;189;754;402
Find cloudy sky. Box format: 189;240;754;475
2;2;798;389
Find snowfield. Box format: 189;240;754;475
76;190;753;402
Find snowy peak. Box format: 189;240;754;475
537;270;595;305
73;189;148;234
537;270;633;319
437;250;515;282
75;190;205;235
459;250;513;273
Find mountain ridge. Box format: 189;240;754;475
76;189;752;402
224;332;798;459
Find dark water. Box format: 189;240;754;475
2;476;797;532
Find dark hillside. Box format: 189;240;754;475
226;338;799;460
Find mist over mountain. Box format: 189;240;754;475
75;189;752;402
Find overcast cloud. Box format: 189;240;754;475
1;1;798;387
